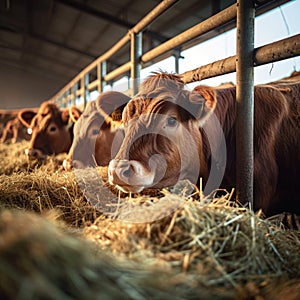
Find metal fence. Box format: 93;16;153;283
49;0;300;207
50;0;299;109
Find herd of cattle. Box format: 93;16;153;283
1;71;299;217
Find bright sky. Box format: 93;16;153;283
140;0;300;88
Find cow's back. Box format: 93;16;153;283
272;81;300;213
210;84;299;215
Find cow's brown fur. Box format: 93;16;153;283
0;117;29;143
63;91;130;170
18;101;80;159
110;72;300;216
0;108;38;143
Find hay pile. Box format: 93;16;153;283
0;141;66;175
0;141;300;299
84;192;300;285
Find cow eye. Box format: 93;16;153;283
92;129;99;136
49;126;57;133
166;117;177;127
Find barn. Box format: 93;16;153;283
0;0;300;299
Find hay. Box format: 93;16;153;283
0;140;66;175
0;168;99;227
84;191;300;288
0;209;166;300
1;142;300;299
2;209;299;300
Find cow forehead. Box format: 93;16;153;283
74;111;103;136
30;113;52;130
37;102;57;114
123;95;185;123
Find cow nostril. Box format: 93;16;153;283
28;149;38;158
122;167;131;178
72;160;81;169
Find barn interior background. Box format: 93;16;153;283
0;1;300;299
0;0;299;109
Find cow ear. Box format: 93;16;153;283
69;106;82;123
61;108;71;124
18;110;36;128
96;91;131;123
189;85;217;125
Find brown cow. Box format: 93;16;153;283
63;91;130;170
0;117;27;143
18;101;81;159
0;109;20;137
108;72;300;216
0;108;38;143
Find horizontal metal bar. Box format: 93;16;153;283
51;0;178;103
255;33;300;65
132;0;179;34
181;34;300;84
88;80;99;91
104;62;131;82
142;4;237;63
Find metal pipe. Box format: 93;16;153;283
236;0;255;208
180;34;300;83
104;62;131;82
97;61;106;93
131;32;142;95
50;0;179;104
254;34;300;65
132;0;179;34
72;82;78;106
142;4;237;63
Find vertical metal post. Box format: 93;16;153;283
66;89;70;107
73;82;78;106
97;61;107;93
62;91;67;108
173;49;183;74
81;74;89;109
236;0;255;209
130;32;142;95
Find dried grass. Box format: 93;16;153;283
84;191;300;286
0;141;300;299
0;141;66;175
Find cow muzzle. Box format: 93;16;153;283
25;148;45;160
63;157;73;171
108;159;155;193
64;157;96;170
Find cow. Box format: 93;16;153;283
0;117;26;143
18;101;81;159
108;72;300;216
0;108;38;143
63;91;130;170
0;109;20;137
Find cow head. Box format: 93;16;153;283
108;72;217;193
63;91;131;170
18;101;81;160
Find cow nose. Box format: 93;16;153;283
109;159;127;184
108;159;156;193
72;159;86;169
63;158;73;170
25;148;42;159
108;159;140;185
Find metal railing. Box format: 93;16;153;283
49;0;300;208
51;0;180;107
51;0;297;109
